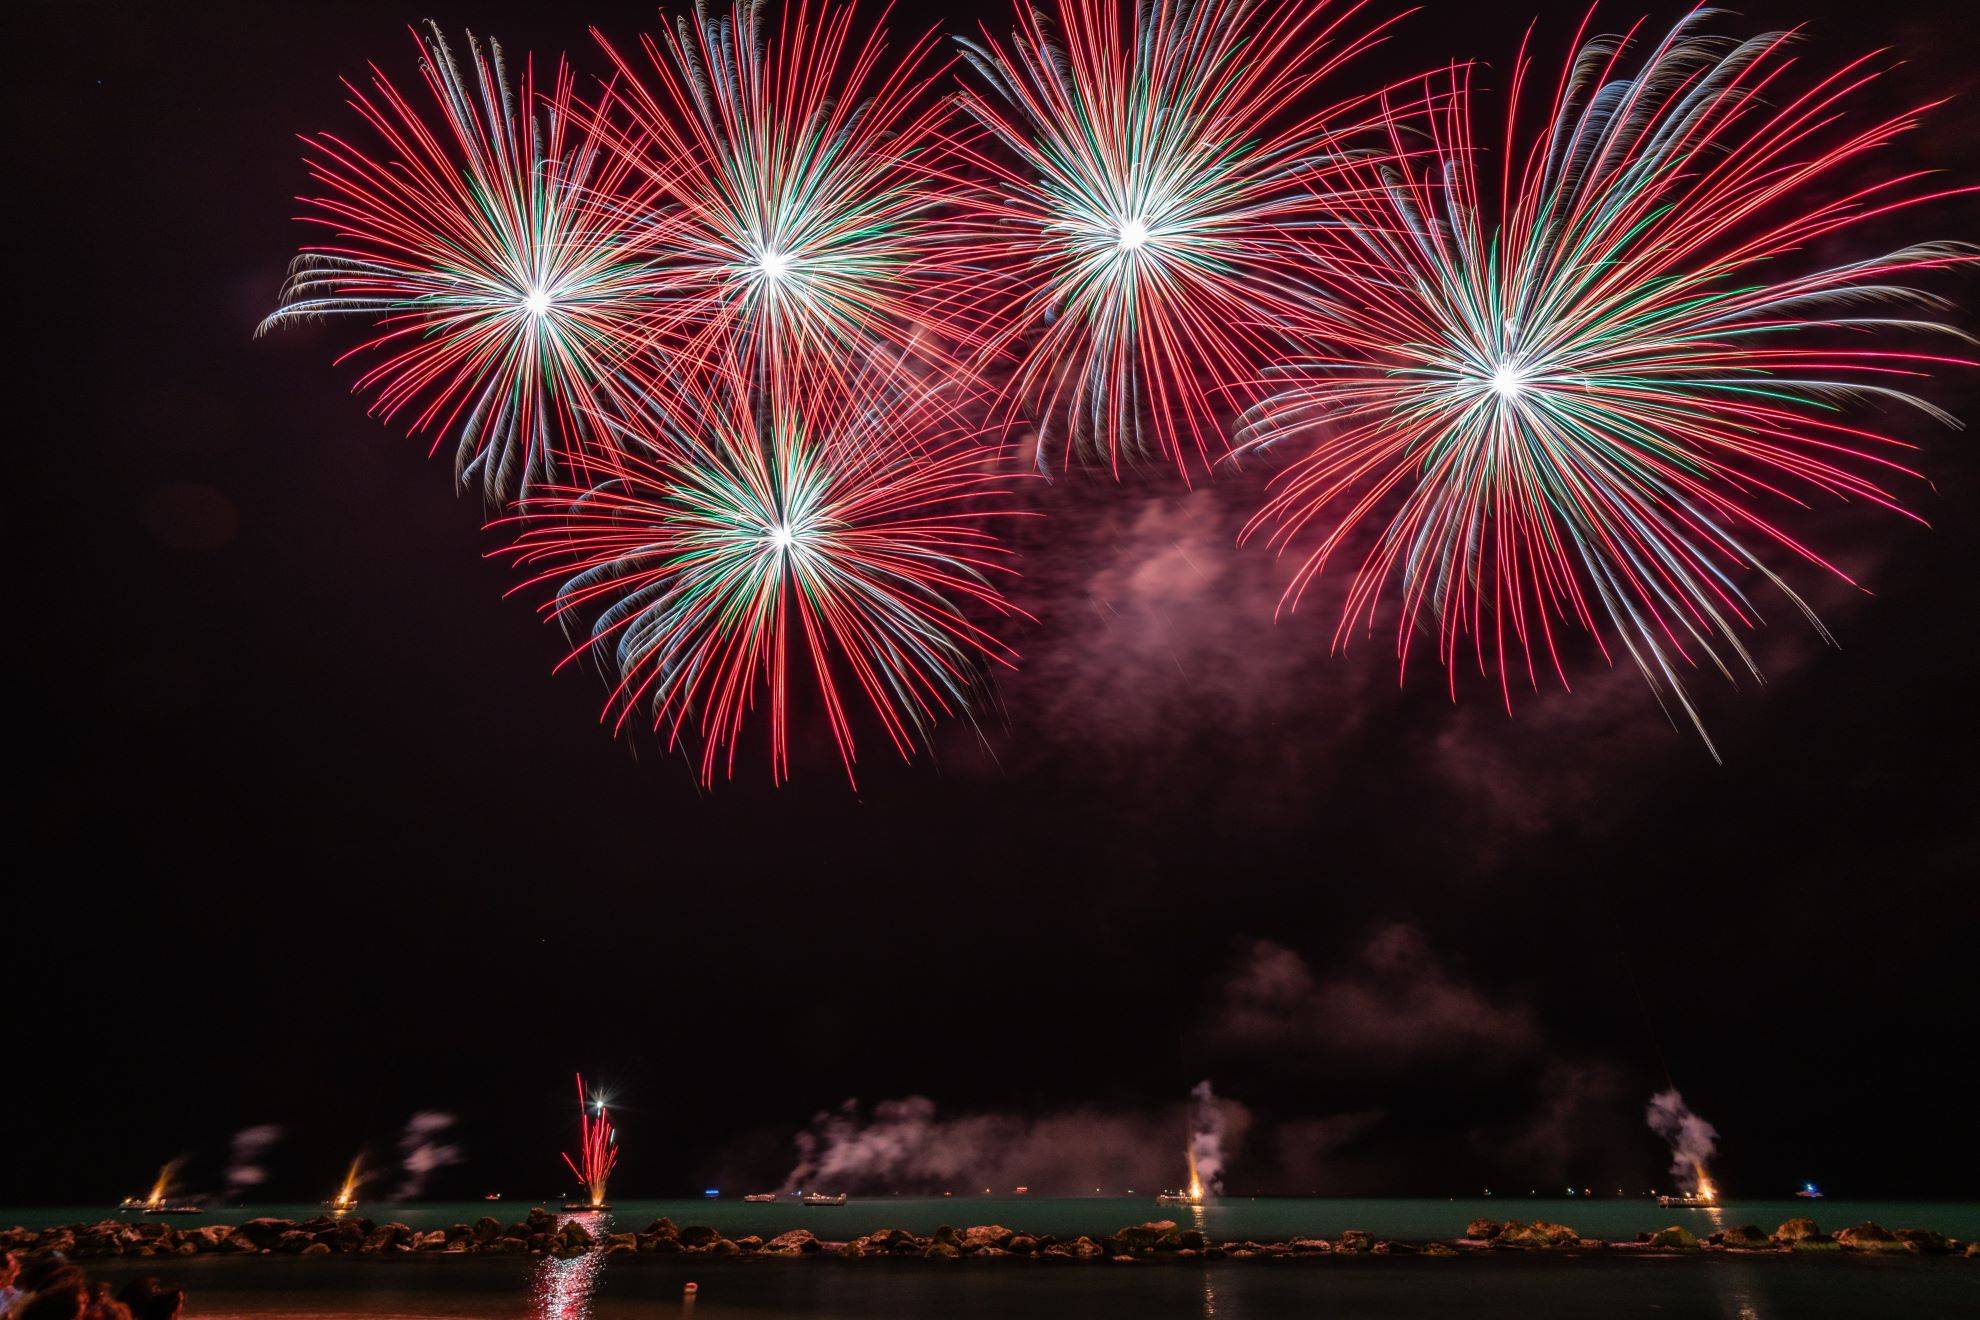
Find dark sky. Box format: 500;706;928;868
6;0;1978;1208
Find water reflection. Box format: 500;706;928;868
531;1245;603;1320
533;1211;611;1320
1710;1262;1769;1320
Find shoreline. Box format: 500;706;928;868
7;1213;1976;1265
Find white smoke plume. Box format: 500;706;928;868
393;1111;464;1200
1188;1080;1232;1194
224;1124;283;1200
782;1094;1251;1195
1645;1088;1718;1193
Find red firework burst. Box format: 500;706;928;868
1241;12;1974;752
260;25;668;499
583;0;973;407
504;362;1023;787
948;0;1410;476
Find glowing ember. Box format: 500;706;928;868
331;1157;363;1212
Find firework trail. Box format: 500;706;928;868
951;0;1409;476
563;1074;619;1208
260;24;668;499
1240;11;1973;753
586;0;969;404
505;362;1022;787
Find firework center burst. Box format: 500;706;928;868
1487;362;1528;401
754;247;795;282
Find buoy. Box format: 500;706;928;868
684;1282;698;1294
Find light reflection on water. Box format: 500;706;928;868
533;1211;611;1320
531;1247;602;1320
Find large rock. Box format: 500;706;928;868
1893;1229;1952;1255
557;1220;595;1250
1114;1221;1180;1250
1647;1226;1699;1250
486;1236;529;1255
1772;1218;1822;1244
1465;1218;1505;1241
1335;1229;1373;1253
763;1229;819;1255
1836;1223;1908;1253
961;1225;1014;1251
1494;1222;1577;1250
1713;1225;1772;1251
677;1224;721;1249
236;1219;296;1249
472;1217;502;1243
923;1242;960;1260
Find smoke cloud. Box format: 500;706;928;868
1645;1089;1719;1193
782;1092;1251;1195
1210;927;1540;1065
1187;1080;1231;1194
223;1124;282;1200
393;1111;464;1200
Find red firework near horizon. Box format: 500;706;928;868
562;1074;618;1210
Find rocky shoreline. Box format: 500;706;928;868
5;1213;1976;1267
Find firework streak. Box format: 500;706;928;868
259;25;668;499
505;364;1022;787
564;1074;619;1208
950;0;1409;475
1240;11;1973;753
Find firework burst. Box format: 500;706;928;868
260;24;667;499
562;1074;618;1210
586;0;968;399
506;363;1021;787
1241;12;1973;753
951;0;1408;475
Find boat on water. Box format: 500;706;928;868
1154;1191;1202;1207
561;1203;612;1212
802;1193;848;1207
1656;1193;1718;1208
142;1204;204;1216
117;1197;149;1211
484;1193;503;1202
742;1193;779;1203
1797;1183;1824;1200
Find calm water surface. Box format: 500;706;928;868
86;1252;1978;1320
10;1197;1979;1240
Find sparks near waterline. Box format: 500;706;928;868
562;1075;619;1211
1238;11;1974;754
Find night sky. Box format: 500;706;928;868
7;0;1978;1208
